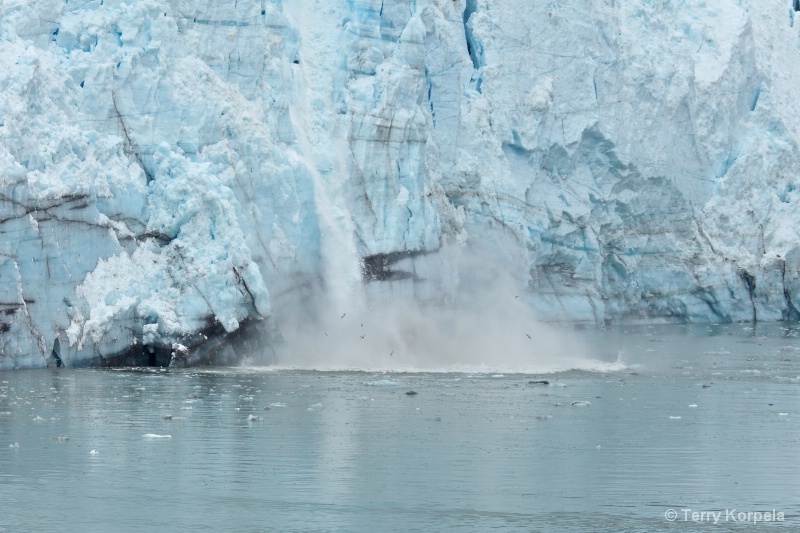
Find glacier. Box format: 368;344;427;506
2;0;800;369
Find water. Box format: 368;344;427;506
2;323;800;532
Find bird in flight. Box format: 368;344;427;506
341;313;346;319
526;333;531;339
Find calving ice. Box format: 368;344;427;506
677;508;785;524
2;0;800;368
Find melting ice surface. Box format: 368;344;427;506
3;324;800;532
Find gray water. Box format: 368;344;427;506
2;323;800;532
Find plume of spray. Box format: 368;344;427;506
272;228;624;374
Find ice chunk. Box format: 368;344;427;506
364;380;398;387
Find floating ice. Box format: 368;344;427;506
364;380;398;387
143;434;172;439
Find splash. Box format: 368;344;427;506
269;235;621;374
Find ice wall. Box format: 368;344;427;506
2;0;800;368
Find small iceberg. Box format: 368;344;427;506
143;434;172;439
572;401;591;407
364;379;398;387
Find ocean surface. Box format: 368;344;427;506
2;323;800;532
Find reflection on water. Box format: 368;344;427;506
2;323;800;532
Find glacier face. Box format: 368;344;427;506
2;0;800;369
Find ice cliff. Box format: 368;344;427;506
2;0;800;369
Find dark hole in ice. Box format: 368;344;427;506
362;250;429;282
51;338;63;368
